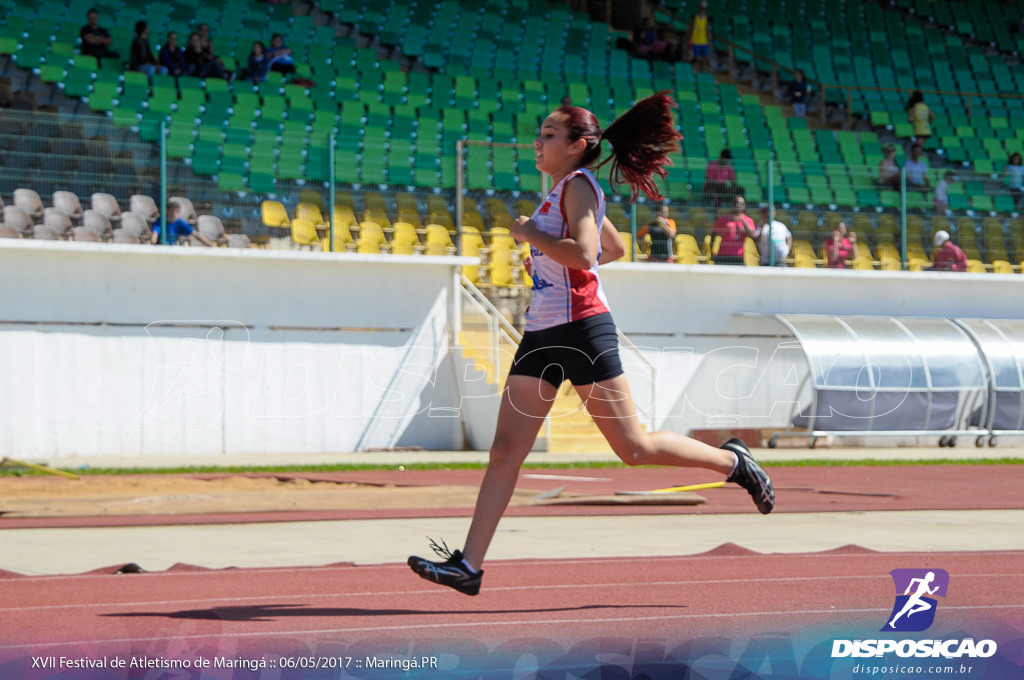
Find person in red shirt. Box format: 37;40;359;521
826;221;858;268
929;230;967;271
712;194;756;265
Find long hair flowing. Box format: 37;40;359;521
598;90;683;202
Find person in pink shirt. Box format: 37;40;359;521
826;221;858;268
712;194;756;264
928;230;967;272
704;149;737;207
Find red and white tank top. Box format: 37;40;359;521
524;168;610;331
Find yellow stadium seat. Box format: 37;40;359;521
992;260;1015;275
356;221;387;254
296;202;327;230
290;217;319;249
487;242;519;286
794;253;818;268
390;221;423;256
321;221;356;252
460;225;485;283
674;233;702;264
425;224;456;256
333;204;357;229
743;237;760;266
262;200;290;230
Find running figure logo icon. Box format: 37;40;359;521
882;569;950;632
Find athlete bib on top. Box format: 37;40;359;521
524;168;610;331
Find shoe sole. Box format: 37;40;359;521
723;440;775;515
408;556;481;596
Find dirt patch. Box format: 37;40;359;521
0;474;531;518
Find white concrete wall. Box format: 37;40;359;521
599;263;1024;435
3;239;1022;459
0;240;474;459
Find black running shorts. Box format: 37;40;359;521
509;312;624;388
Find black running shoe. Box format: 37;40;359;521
723;437;775;514
408;538;483;596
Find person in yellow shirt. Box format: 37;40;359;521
688;1;712;72
906;90;935;145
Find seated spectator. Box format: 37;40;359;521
159;31;187;78
787;69;808;118
265;34;296;75
877;143;900;190
826;222;857;269
247;41;270;83
196;24;229;78
934;170;954;216
704;149;738;207
903;143;930;191
186;32;226;79
79;8;120;65
1004;152;1023;206
712;194;756;265
638;204;677;263
151;203;213;246
755;206;792;266
632;17;668;60
129;21;167;83
928;230;967;272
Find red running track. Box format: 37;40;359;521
1;464;1023;678
1;548;1022;667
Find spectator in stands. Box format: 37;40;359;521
934;170;954;216
877;143;900;190
787;69;808;118
130;21;167;83
80;8;120;66
186;32;226;79
712;194;756;265
247;41;270;83
639;204;677;263
755;206;792;266
1003;152;1023;207
265;34;296;75
196;24;229;79
687;1;712;72
826;221;857;268
151;203;214;246
928;230;967;272
906;90;935;145
704;149;738;207
632;17;668;61
159;32;187;79
903;143;930;191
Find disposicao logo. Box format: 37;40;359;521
882;568;949;632
831;569;998;660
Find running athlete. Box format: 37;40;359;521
408;92;775;596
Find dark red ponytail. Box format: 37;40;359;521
598;90;682;202
558;91;682;202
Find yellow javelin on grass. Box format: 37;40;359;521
614;481;726;496
650;481;726;493
0;457;80;480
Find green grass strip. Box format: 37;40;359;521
1;457;1021;477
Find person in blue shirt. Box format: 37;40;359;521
158;31;187;78
265;34;296;75
788;69;808;117
247;41;270;83
151;203;214;245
